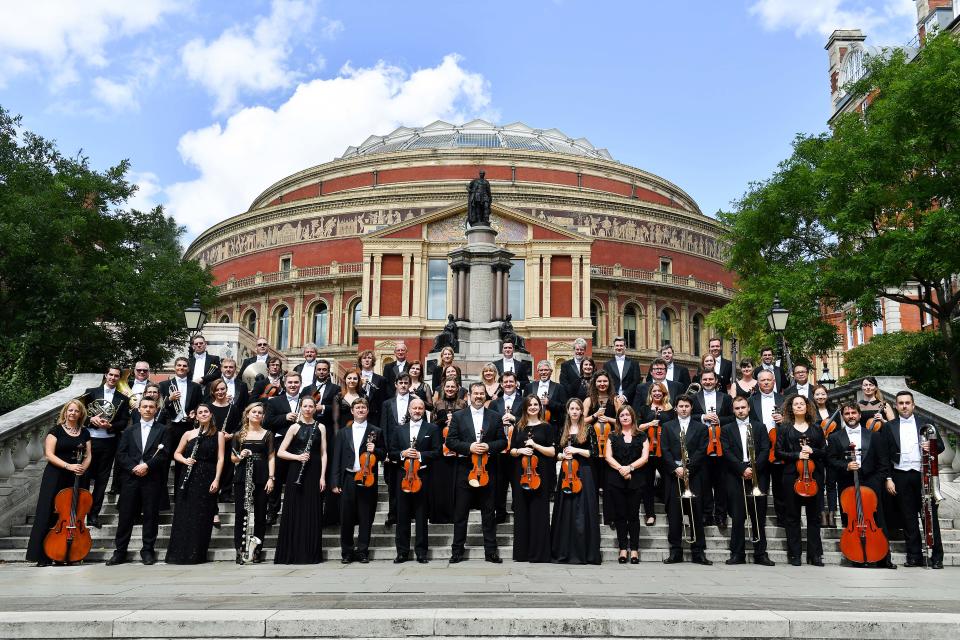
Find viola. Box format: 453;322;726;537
594;422;611;458
43;445;93;564
793;435;819;497
467;452;489;488
442;424;455;457
705;410;723;457
839;441;889;563
400;436;422;494
354;431;377;487
820;408;841;438
560;456;581;494
520;454;541;490
767;426;778;464
647;408;662;457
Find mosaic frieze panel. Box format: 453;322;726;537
426;213;528;243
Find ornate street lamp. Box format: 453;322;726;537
183;294;207;356
819;361;837;390
767;295;791;383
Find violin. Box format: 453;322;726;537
400;435;422;494
767;426;778;464
820;408;841;438
43;445;93;564
793;435;819;497
519;430;541;492
839;441;889;563
467;452;489;487
864;401;888;432
441;424;455;457
354;431;377;487
503;418;515;454
559;446;582;495
260;382;281;400
705;407;723;457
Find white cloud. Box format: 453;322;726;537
750;0;916;43
165;54;495;237
0;0;181;88
181;0;328;115
127;171;164;213
92;77;138;111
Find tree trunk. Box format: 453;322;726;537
937;313;960;407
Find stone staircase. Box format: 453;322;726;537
2;474;958;564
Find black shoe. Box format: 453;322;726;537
495;513;508;524
691;554;713;566
87;515;101;529
266;512;278;526
485;552;503;564
789;556;801;567
35;559;52;567
609;522;616;530
807;556;824;567
618;553;628;564
213;518;221;529
876;557;898;570
662;553;684;564
394;553;409;564
140;551;157;565
384;517;396;527
341;556;353;564
726;556;746;565
715;516;727;531
254;547;264;563
105;552;126;566
236;552;243;565
754;554;776;567
630;554;640;564
931;559;944;570
904;558;924;568
359;553;369;564
450;553;465;564
416;555;428;564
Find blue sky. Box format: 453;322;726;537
0;1;918;240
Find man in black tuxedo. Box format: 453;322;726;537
188;334;221;389
293;343;321;390
604;336;641;406
753;346;789;393
493;341;530;387
300;359;339;428
691;369;734;529
382;341;411;394
357;349;387;426
446;383;508;563
380;373;414;526
721;395;774;566
82;366;130;528
748;370;785;524
210;357;249;408
709;338;735;391
106;397;169;566
646;344;692;388
490;371;522;524
877;391;945;569
331;397;386;563
250;356;284;402
239;336;270;380
559;338;588;399
158;357;202;502
389;397;441;563
525;359;568;440
633;358;682;410
783;364;815;401
264;371;305;523
661;395;710;565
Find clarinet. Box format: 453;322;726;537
179;430;203;490
294;422;317;486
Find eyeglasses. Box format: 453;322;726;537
256;342;268;346
135;369;149;373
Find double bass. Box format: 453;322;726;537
839;441;888;563
43;445;93;564
793;435;819;497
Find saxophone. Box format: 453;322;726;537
240;445;261;564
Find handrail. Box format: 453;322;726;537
218;262;363;294
590;263;735;298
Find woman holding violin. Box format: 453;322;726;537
166;404;225;564
775;394;827;566
275;397;327;564
429;377;465;524
637;382;676;526
858;377;894;429
813;384;839;528
584;371;619;528
604;404;650;564
26;399;92;566
551;398;601;564
509;395;556;562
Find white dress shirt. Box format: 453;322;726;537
396;393;410;422
895;416;921;472
502;358;515;373
396;360;407;374
760;393;776;431
615;356;626;394
845;425;862;466
192;353;207;384
300;360;316;388
223;377;236;400
471;407;485;441
286;394;300;414
676;418;690;467
737;419;750;462
703;389;717;414
714;357;722;376
665;362;675;382
140;420;154;447
131;379;148;395
350;421;369;471
537;380;550;398
796;383;810;398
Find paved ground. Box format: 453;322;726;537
1;560;957;613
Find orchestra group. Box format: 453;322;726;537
26;334;947;570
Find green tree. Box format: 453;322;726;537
839;328;953;402
710;33;960;404
0;106;216;414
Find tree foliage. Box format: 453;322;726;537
709;33;960;404
0;106;216;413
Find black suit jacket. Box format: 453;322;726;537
301;379;341;428
238;355;265;380
524;379;568;429
720;419;770;478
559;359;585;399
747;392;784;425
82;385;130;433
360;372;387;425
604;356;641;401
490;394;523;422
382;360;412;395
827;427;881;487
875;417;945;480
753;365;788;393
661;419;708;477
783;384;816;402
380;394;418;447
116;420;169;484
264;394;303;435
188;353;221;386
714;357;735;391
388;421;441;467
445;407;507;486
157;379;201;424
691;390;735;426
330;423;386;489
632;379;682;410
493;358;530;386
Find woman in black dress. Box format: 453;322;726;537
430;346;456;391
209;380;241;502
551;398;601;564
583;372;619;527
232;402;276;563
775;394;827;567
275;397;327;563
430;378;465;524
26;400;92;566
166;404;225;564
637;382;676;526
730;359;758;398
571;358;596;401
509;395;556;563
604;404;650;564
858;376;895;428
408;361;432;412
480;363;502;406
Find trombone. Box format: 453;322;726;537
677;424;697;544
743;422;766;544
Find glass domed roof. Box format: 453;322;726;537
339;119;615;161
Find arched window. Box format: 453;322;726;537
275;305;290;351
218;314;230;324
348;300;362;346
313;302;328;347
691;314;704;357
659;308;675;347
623;304;642;350
243;310;257;334
590;301;600;345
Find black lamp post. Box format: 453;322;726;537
766;295;790;377
819;361;836;390
183;294;207;357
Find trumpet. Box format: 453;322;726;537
168;376;185;421
677;424;697;544
743;421;765;544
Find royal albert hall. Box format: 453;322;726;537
184;120;735;375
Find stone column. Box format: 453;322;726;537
371;254;383;317
571;255;581;319
542;255;552;319
411;255;423;320
493;267;502;320
451;266;460;320
581;255;592;320
401;253;412;317
502;266;510;318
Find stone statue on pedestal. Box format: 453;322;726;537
499;314;528;354
431;314;460;353
467;170;492;227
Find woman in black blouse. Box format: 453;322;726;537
604;404;650;564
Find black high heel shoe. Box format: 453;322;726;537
618;551;628;564
630;553;640;564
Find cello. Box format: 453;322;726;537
400;435;422;494
354;431;377;487
43;445;93;564
793;435;819;497
839;441;888;563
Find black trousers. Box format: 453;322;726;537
639;459;659;517
339;480;377;557
782;475;823;559
84;437;117;518
891;469;943;563
701;456;727;521
494;455;512;519
607;483;641;551
395;471;429;557
169;421;191;502
770;463;785;522
233;482;267;550
452;482;498;555
114;477;162;555
727;474;768;559
664;472;705;554
384;461;398;521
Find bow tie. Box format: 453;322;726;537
761;393;774;399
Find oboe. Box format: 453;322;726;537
294;422;317;486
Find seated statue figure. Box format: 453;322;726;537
499;314;528;354
430;314;459;353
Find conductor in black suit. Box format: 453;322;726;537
106;397;169;566
188;334;221;388
709;338;735;391
493;341;530;387
604;336;641;405
446;383;507;563
559;338;589;399
82;366;130;528
646;344;692;388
